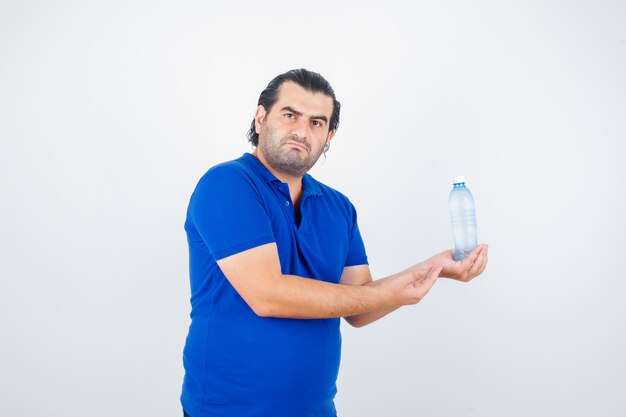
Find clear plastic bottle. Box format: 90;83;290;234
449;176;478;261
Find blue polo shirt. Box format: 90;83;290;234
181;153;368;417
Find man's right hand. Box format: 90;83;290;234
371;264;442;308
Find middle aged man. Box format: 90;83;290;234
181;68;489;417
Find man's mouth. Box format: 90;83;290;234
284;139;309;152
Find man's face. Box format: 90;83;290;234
255;81;335;178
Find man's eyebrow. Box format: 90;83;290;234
281;106;328;123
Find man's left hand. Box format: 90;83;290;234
427;244;489;282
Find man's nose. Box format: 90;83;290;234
289;118;309;139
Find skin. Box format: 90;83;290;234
252;81;335;205
216;81;489;326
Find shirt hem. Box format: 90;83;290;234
212;235;276;260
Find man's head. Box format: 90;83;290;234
247;69;340;147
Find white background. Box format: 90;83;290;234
1;1;625;416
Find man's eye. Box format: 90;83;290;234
312;121;321;127
285;113;294;119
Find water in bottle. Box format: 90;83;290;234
449;176;478;261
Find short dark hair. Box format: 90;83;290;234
247;68;341;146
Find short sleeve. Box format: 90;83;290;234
187;165;276;260
344;203;368;267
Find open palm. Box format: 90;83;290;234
428;244;489;282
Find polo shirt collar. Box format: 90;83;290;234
302;174;323;197
242;153;323;198
242;153;279;184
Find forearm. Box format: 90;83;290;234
254;274;394;319
342;275;399;327
217;243;439;320
344;307;399;328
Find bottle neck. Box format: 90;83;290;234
453;182;466;188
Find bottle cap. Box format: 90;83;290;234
453;176;466;184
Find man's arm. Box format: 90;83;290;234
339;265;400;328
216;242;441;319
339;244;489;327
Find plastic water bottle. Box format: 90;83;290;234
449;176;478;261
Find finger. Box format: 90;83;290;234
467;255;483;278
477;245;488;275
413;265;432;283
413;266;441;298
461;245;482;269
427;265;443;280
462;245;483;277
469;245;488;278
455;246;480;279
414;265;440;287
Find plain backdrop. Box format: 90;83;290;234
1;1;625;416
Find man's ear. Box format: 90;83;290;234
254;105;267;134
327;129;336;143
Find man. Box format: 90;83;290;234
181;69;488;417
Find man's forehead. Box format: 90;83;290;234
274;82;333;115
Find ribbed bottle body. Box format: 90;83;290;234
449;181;477;261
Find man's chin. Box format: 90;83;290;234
273;159;313;177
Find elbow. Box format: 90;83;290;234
252;306;273;318
344;316;367;328
248;301;270;318
248;298;279;318
241;280;290;318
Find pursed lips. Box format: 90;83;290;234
284;139;310;152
